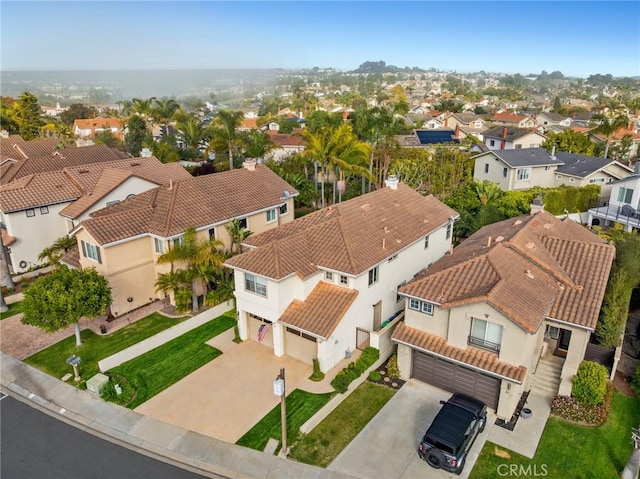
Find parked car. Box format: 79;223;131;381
418;392;487;475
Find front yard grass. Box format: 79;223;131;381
236;389;333;453
110;311;236;408
470;391;640;479
288;381;396;467
1;300;24;319
25;312;190;380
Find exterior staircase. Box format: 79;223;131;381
531;355;564;397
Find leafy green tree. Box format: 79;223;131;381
149;139;180;163
124;114;150;157
21;266;111;346
60;103;97;126
156;227;225;313
14;91;42;140
590;114;630;158
152;98;180;134
176;115;209;160
240;130;275;159
95;129;124;150
474;180;502;206
541;130;596;156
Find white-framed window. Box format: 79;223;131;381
469;318;503;352
279;203;288;216
388;254;398;262
421;302;434;315
173;237;183;248
325;271;333;281
40;206;49;215
26;209;35;218
545;325;560;340
408;298;434;315
569;177;575;183
618;187;634;204
484;163;489;174
556;174;562;180
503;167;508;178
208;228;215;239
154;238;165;254
446;222;452;239
544;166;552;171
266;209;276;223
245;273;267;297
368;266;379;286
516;168;530;181
489;139;495;147
81;240;102;264
238;218;248;229
340;275;348;286
474;120;482;128
424;235;430;249
409;298;420;310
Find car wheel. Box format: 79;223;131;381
479;414;487;433
454;456;466;475
425;449;446;469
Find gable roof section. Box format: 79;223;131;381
226;184;458;279
279;282;358;339
0;171;82;212
79;165;298;245
0;144;123;184
267;131;306;147
73;117;122;131
478;148;564;168
491;112;528;123
555;152;633;179
415;129;459;145
0;136;61;160
482;126;544;142
401;211;615;331
392;322;527;383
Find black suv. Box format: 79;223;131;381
418;392;487;475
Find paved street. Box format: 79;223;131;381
0;394;216;479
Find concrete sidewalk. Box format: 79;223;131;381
0;352;357;479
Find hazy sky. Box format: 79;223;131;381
2;1;639;77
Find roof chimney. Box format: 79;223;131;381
0;130;9;139
140;147;152;157
551;145;556;161
501;127;508;139
243;158;257;171
530;194;545;214
385;175;399;190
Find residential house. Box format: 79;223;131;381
482;126;546;151
265;131;306;162
587;163;640;232
491;112;537;128
444;112;489;142
473;147;632;192
535;112;572;133
225;177;458;373
71;161;298;316
392;211;615;419
569;111;593;127
0;155;191;273
396;129;460;148
589;126;640;160
73;118;123;140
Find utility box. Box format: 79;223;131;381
86;373;109;396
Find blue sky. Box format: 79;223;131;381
2;1;638;77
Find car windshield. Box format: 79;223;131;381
426;403;476;453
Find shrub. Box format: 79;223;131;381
387;354;400;379
369;370;382;382
330;348;380;393
631;364;640;397
309;358;325;382
355;347;379;374
571;361;608;406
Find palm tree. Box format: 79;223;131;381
176;115;209;159
116;100;134;117
212;109;244;170
131;97;157;117
156;227;225;313
590;114;630;159
474;180;502;207
152;98;180;137
240;130;275;160
225;218;253;255
37;236;77;266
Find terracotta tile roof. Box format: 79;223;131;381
239;118;258;130
266;131;306;147
226;184;458;279
279;282;358;339
0;136;61;160
593;127;640;141
60;244;81;269
1;144;123;184
491;112;528;123
392;322;527;383
79;165;298;245
0;171;83;212
400;211;615;331
73;117;122;131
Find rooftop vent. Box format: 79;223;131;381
243;159;257;171
385;175;399;190
140;148;152;158
495;236;504;242
514;220;522;226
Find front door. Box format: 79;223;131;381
373;301;382;331
558;329;572;352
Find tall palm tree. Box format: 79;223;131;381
131;97;157;117
176;115;209;158
474;180;502;206
590;114;630;159
152;98;180;137
156;227;225;313
213;109;244;170
240;130;275;160
225;218;253;255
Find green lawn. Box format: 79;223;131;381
236;389;333;453
25;312;190;380
1;300;24;319
288;382;396;467
110;311;236;408
470;392;640;479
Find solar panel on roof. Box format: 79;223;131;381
415;130;459;145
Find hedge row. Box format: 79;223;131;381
330;347;380;393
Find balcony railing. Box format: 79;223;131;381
468;335;501;353
588;198;640;228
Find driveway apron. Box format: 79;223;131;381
135;340;311;443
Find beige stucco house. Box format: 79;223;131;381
473;147;633;193
225;177;458;373
392;211;615;419
70;161;297;316
482;126;546;151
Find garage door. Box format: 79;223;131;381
411;350;500;410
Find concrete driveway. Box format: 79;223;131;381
135;339;311;444
328;380;495;479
